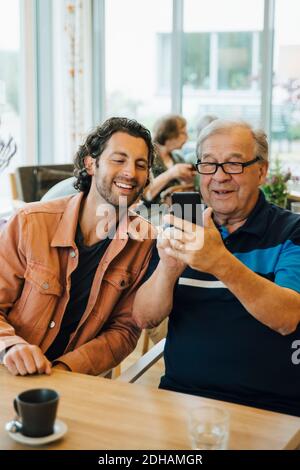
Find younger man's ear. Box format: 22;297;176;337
83;156;95;176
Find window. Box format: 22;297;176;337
157;31;210;92
105;0;172;130
218;32;253;90
183;33;210;90
182;0;264;140
0;0;21;198
157;33;171;93
272;0;300;177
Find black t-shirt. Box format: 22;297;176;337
45;225;112;361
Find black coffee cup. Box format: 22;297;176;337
13;388;59;437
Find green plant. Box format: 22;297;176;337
262;158;291;208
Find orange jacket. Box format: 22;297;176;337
0;193;154;375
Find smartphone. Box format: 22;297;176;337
171;192;204;226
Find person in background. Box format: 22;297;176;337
0;117;156;376
133;119;300;417
196;114;218;139
144;114;196;205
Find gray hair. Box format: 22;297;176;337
196;119;269;162
196;114;218;137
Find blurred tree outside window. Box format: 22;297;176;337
183;33;210;90
218;32;252;90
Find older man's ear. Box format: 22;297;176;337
258;161;269;185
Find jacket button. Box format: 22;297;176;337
42;282;49;290
70;251;76;258
49;321;56;329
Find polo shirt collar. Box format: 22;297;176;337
218;190;270;239
237;190;270;237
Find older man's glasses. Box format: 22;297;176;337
195;156;262;175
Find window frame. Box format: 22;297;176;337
31;0;275;165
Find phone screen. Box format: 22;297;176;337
171;192;204;226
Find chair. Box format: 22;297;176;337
15;164;74;202
41;176;77;201
117;338;165;383
9;173;18;200
142;330;150;355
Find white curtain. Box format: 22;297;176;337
63;0;90;155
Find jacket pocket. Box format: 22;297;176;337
103;268;134;291
9;263;62;333
24;263;62;296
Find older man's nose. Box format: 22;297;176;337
212;165;232;181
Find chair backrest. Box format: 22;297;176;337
41;176;78;201
15;164;74;202
116;338;165;383
9;173;18;200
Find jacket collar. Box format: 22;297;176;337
51;193;84;248
50;193;147;248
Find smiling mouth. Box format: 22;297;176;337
114;181;136;190
212;190;235;195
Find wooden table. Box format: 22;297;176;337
0;366;299;450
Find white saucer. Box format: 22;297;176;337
6;419;68;446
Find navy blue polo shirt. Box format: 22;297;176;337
146;191;300;416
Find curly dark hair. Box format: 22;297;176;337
73;117;155;193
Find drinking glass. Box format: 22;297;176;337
188;406;230;450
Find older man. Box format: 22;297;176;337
133;120;300;416
0;117;155;376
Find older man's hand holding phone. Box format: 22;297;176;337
158;192;228;276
